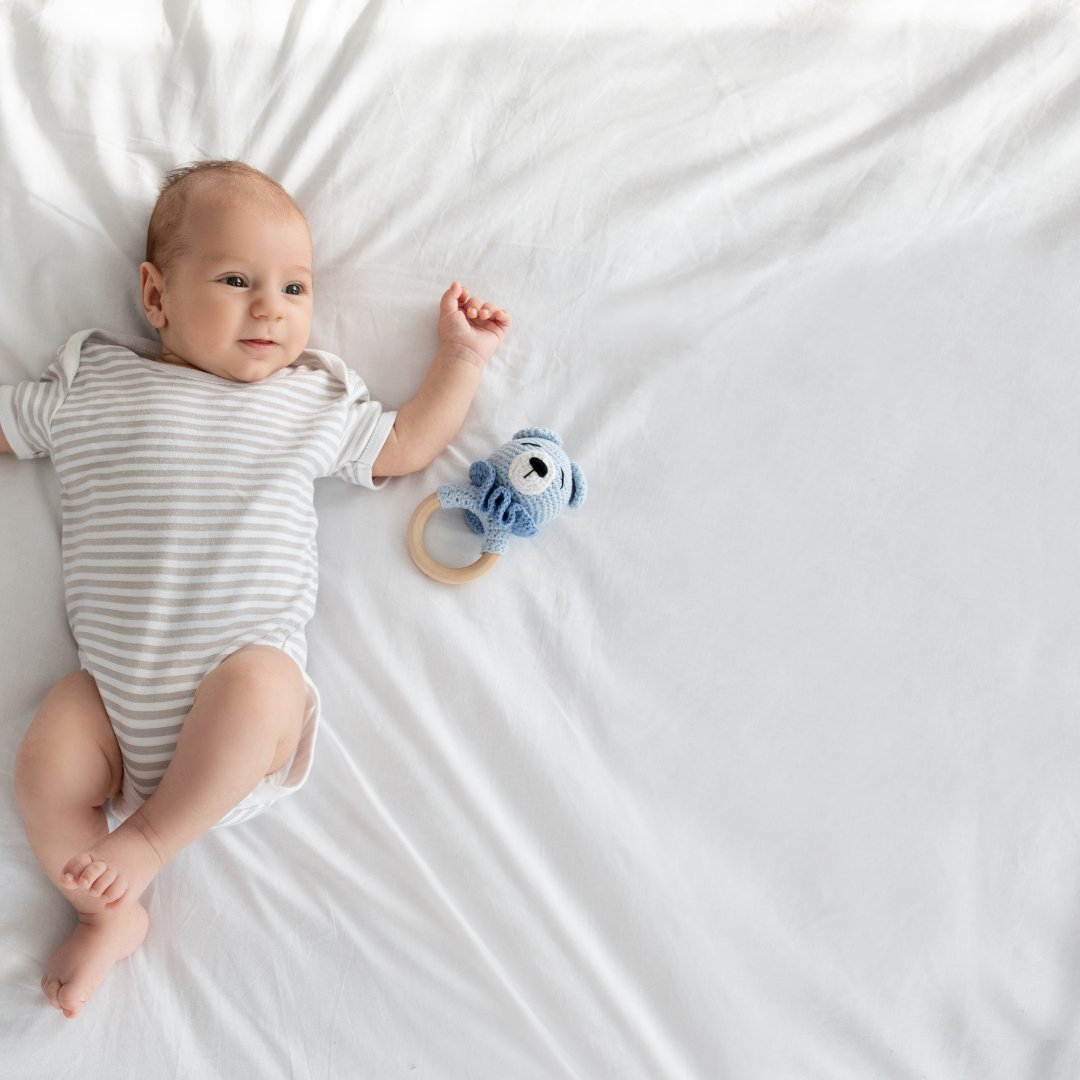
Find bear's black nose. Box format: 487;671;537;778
526;456;549;478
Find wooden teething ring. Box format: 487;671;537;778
407;492;501;584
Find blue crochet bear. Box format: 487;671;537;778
436;428;586;555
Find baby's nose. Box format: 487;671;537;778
252;294;285;319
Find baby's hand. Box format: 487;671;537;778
438;282;511;365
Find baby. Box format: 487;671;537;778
0;160;510;1018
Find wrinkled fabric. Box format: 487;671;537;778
3;2;1080;1077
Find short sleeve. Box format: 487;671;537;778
299;347;397;489
329;401;397;489
0;330;89;460
0;358;71;460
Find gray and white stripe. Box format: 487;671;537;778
0;330;393;799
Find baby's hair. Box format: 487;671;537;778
146;159;306;274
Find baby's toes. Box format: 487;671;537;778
60;853;94;889
56;980;90;1018
88;868;117;897
41;975;62;1011
76;860;109;890
100;875;129;905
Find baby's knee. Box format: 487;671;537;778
15;737;120;809
14;678;121;807
245;644;301;681
203;645;305;710
13;731;65;805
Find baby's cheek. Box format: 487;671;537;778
182;297;233;346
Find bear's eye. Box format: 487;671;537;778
508;450;555;495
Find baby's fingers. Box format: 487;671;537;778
465;296;487;319
441;281;466;314
472;306;511;330
443;283;509;329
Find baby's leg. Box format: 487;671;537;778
14;670;147;1018
60;645;306;910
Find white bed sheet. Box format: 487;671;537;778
3;1;1080;1076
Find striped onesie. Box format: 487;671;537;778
0;329;394;827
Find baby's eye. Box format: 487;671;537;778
222;275;246;288
283;283;305;296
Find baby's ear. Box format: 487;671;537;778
568;462;586;509
514;427;562;446
140;262;168;330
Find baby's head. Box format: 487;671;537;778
141;160;313;383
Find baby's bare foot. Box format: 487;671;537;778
60;812;168;908
41;902;148;1018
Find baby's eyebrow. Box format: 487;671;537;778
206;256;312;276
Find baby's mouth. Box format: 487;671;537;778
240;338;278;351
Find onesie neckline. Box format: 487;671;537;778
132;353;295;389
74;330;334;391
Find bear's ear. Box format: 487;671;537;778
513;427;562;447
469;459;496;493
568;462;586;508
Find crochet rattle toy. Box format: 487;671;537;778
407;427;586;583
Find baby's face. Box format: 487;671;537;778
142;200;313;382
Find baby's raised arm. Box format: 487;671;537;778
372;282;510;477
0;421;12;454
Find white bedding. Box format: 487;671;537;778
3;1;1080;1076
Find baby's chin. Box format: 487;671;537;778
234;339;307;377
195;347;301;383
223;358;294;382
